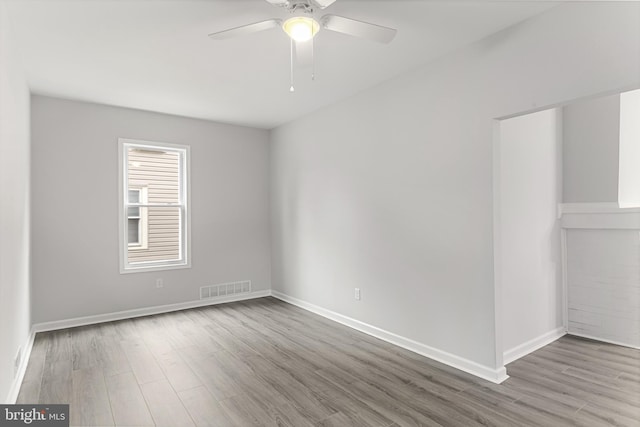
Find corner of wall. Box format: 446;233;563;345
0;3;33;403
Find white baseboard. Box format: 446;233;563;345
271;291;509;384
32;290;271;333
567;332;640;350
5;328;36;404
503;326;566;365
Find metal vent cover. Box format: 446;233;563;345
200;280;251;300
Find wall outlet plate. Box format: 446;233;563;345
355;288;361;300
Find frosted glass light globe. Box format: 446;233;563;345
283;17;319;42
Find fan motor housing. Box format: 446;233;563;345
288;1;316;14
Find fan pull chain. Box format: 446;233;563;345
289;38;295;92
311;35;315;81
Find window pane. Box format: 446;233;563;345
127;148;180;204
127;206;140;218
128;218;140;244
127;206;181;264
128;189;140;217
128;189;140;203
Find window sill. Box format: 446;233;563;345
120;261;191;275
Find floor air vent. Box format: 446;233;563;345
200;280;251;300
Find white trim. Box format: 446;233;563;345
271;291;509;384
559;202;640;215
560;228;569;330
560;203;640;230
491;119;505;370
561;212;640;230
5;328;36;404
32;290;270;333
568;332;640;351
503;326;566;365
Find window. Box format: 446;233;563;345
119;139;190;273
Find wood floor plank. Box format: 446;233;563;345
140;330;174;357
315;411;362;427
154;350;202;392
15;380;40;404
46;329;72;363
509;358;640;413
218;393;271;426
105;372;155;426
71;325;103;371
315;368;442;426
501;376;585;411
17;297;640;427
98;334;132;377
70;368;114;427
577;402;640;427
457;385;562;426
239;354;338;422
140;380;195;427
181;352;243;401
178;386;235;427
40;359;72;404
120;339;165;385
268;402;317;427
308;370;401;427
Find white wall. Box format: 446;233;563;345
567;228;640;348
31;96;271;324
0;4;31;402
618;89;640;208
563;94;620;203
498;109;562;358
270;2;640;374
560;88;640;348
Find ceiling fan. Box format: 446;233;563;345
208;0;397;91
208;0;397;44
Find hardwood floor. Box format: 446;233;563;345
17;297;640;426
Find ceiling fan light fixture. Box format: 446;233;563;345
282;16;319;42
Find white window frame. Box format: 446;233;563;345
118;138;191;274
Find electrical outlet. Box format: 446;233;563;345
355;288;361;301
156;278;164;289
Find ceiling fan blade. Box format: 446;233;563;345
264;0;290;7
321;14;397;44
208;19;282;40
311;0;338;9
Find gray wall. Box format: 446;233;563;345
31;96;271;324
563;94;621;203
270;2;640;371
0;4;31;402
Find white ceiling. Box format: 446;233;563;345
4;0;556;129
